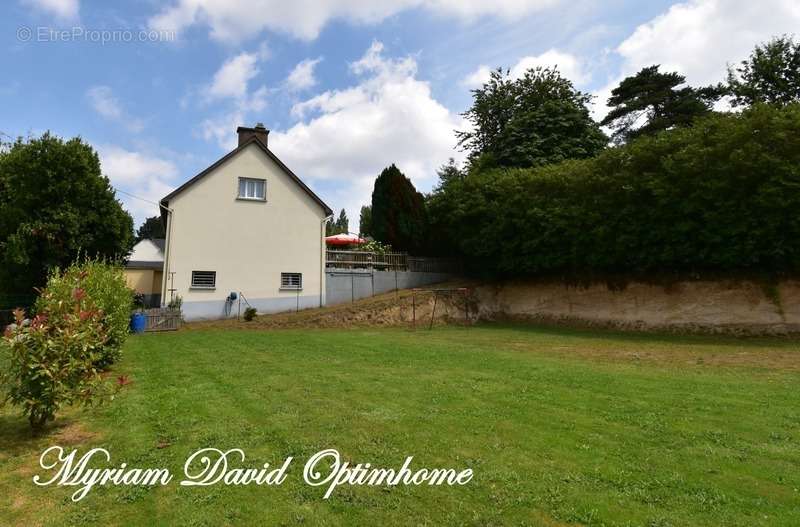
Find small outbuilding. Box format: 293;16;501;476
124;238;164;307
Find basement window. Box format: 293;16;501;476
280;272;302;290
238;177;266;200
191;271;216;289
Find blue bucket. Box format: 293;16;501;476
130;312;146;334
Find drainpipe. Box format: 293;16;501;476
159;202;174;306
320;213;333;307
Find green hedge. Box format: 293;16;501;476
430;104;800;277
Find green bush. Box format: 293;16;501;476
430;104;800;277
1;280;110;431
243;307;257;321
35;259;133;368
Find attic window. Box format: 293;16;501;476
238;177;266;200
280;272;302;290
191;271;216;289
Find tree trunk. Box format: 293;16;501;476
29;412;50;435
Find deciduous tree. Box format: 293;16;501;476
727;35;800;107
135;216;165;241
0;133;134;295
457;67;607;169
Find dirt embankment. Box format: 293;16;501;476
186;285;474;331
473;280;800;336
187;279;800;336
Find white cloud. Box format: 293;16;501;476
198;48;271;149
86;86;145;133
510;50;589;85
206;52;261;100
590;82;616;121
616;0;800;86
100;146;178;185
247;85;269;112
461;65;493;89
87;86;122;120
268;41;464;223
593;0;800;118
286;57;323;91
463;49;588;88
200;111;245;151
22;0;78;20
149;0;561;42
98;146;179;225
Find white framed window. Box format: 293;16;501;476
191;271;216;289
238;177;266;200
280;272;302;290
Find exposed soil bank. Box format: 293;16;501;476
187;286;471;331
187;279;800;336
474;279;800;335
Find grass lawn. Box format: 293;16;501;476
1;324;799;526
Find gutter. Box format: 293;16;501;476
159;201;174;306
320;213;334;307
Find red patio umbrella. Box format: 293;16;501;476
325;233;366;246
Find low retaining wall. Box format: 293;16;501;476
474;280;800;335
326;269;452;306
182;294;320;321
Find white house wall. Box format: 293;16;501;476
164;142;326;320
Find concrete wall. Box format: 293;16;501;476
326;269;452;306
474;279;800;334
182;293;320;320
163;142;327;320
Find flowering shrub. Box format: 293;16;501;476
35;260;133;368
1;280;110;431
359;239;393;255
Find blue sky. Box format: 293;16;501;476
2;0;798;228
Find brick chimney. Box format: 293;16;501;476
236;122;269;147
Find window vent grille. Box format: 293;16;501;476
280;272;302;290
191;271;216;288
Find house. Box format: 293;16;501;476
159;123;333;320
124;238;165;308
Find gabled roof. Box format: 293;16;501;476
126;239;165;269
160;136;333;216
